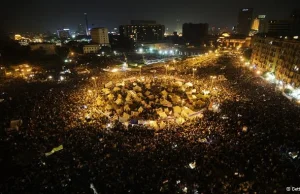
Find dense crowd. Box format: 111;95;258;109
1;55;300;193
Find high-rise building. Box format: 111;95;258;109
250;15;268;35
267;20;291;35
182;23;209;45
57;29;71;39
77;24;86;35
176;19;181;34
84;13;89;35
251;35;300;87
237;8;254;35
90;28;110;46
119;20;165;42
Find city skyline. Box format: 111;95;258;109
1;0;297;33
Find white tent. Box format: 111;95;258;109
115;98;123;105
145;91;151;96
161;90;168;97
105;104;113;110
133;86;142;92
185;82;193;87
105;81;113;88
124;105;131;112
159;121;166;129
173;106;182;114
149;121;159;130
176;117;185;124
138;106;144;113
113;87;121;92
157;111;167;118
102;88;110;95
107;94;115;100
174;81;183;87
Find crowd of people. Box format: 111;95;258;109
0;55;300;193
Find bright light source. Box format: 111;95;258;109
256;70;261;75
139;48;143;53
111;68;118;72
48;76;53;79
60;76;64;81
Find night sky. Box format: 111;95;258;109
1;0;297;33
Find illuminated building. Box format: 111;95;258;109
90;28;110;46
237;8;254;36
219;34;251;48
57;29;71;39
182;23;209;45
15;34;22;40
251;35;300;87
119;20;165;42
84;13;89;35
250;15;268;35
30;43;56;55
83;45;101;54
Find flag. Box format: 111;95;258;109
45;145;63;157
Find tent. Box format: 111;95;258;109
138;106;144;113
105;81;113;88
102;88;110;95
176;117;185;124
116;82;125;86
113;87;121;92
174;81;183;87
161;90;168;97
115;98;123;105
105;104;113;110
145;91;151;96
107;94;115;100
133;86;142;92
159;121;166;129
185;82;193;87
9;120;22;130
124;105;131;112
157;111;167;118
173;106;182;114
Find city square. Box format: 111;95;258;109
1;53;300;193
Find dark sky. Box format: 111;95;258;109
1;0;297;33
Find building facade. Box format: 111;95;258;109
267;20;291;35
83;45;101;54
57;29;71;39
250;15;268;35
237;8;254;36
90;28;110;46
182;23;209;45
251;35;300;86
30;43;56;55
119;20;165;42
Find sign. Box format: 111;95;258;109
258;15;266;19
